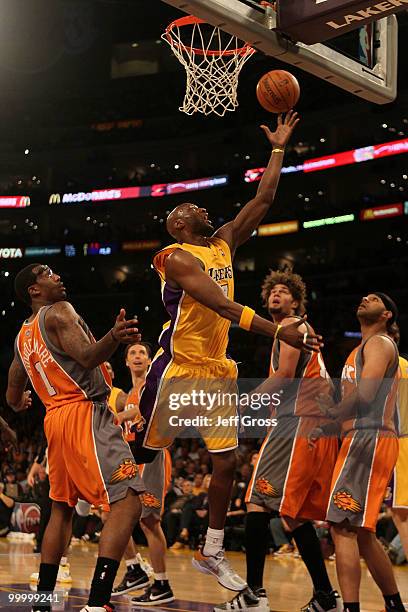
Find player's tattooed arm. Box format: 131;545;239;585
165;250;321;351
6;355;32;412
215;112;299;253
318;335;396;422
46;301;141;369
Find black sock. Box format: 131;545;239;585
343;603;360;612
37;562;59;592
33;564;59;612
384;593;405;610
291;522;332;593
88;557;120;606
245;511;271;591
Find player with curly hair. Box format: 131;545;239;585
216;269;339;612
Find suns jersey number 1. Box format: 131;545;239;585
15;305;111;412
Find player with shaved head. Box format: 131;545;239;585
133;112;323;593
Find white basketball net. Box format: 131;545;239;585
162;18;255;117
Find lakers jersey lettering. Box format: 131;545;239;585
153;237;234;364
208;266;233;282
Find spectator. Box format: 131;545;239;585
162;480;194;547
171;475;211;550
0;482;15;536
3;469;23;500
192;473;205;495
15;467;29;495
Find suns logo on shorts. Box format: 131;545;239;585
255;477;278;497
141;493;161;509
110;459;138;484
333;490;362;513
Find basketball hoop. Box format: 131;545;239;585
162;16;255;117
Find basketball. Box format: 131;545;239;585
256;70;300;113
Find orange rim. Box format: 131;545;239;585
164;15;255;57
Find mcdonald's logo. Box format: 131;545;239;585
49;193;61;205
18;196;31;208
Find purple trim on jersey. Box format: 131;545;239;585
134;282;183;449
159;283;183;353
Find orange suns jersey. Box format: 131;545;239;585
341;334;399;434
270;318;333;418
15;305;111;412
152;237;234;365
123;386;143;442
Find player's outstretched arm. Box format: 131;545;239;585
6;356;31;412
165;250;321;351
215;111;299;253
46;302;141;369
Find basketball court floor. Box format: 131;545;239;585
1;540;407;611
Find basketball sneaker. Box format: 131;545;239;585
130;581;175;606
30;562;72;583
111;565;150;596
254;588;271;611
213;587;266;611
192;549;247;591
301;589;341;611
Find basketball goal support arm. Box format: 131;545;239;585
161;0;397;104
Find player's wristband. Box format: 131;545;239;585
274;324;282;340
239;306;255;331
272;147;285;154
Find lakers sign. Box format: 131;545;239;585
277;0;408;44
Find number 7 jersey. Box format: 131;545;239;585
15;305;111;411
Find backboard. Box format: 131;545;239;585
161;0;397;104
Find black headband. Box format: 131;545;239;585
373;292;398;324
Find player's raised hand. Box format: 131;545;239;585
277;316;323;352
260;110;300;149
111;309;141;344
15;390;32;412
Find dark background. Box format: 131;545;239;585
0;0;407;436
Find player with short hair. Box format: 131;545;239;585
6;263;145;612
112;341;174;605
133;113;323;592
310;293;404;612
216;270;339;612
